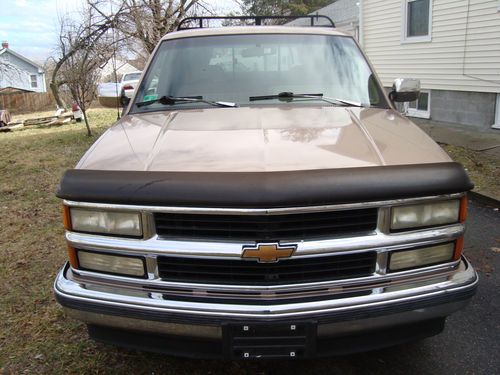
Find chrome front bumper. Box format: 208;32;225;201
54;257;477;332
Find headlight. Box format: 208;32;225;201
390;199;460;231
69;208;142;237
77;250;146;277
389;242;455;271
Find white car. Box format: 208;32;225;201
97;82;121;108
120;71;142;99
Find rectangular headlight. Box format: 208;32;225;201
391;200;460;231
389;243;455;272
70;208;142;237
77;250;146;277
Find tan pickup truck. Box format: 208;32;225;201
54;16;477;359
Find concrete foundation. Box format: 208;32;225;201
430;90;497;129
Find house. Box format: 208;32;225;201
0;41;47;93
361;0;500;129
286;0;360;39
288;1;500;129
99;58;139;82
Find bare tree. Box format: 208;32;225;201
49;0;218;119
60;43;105;136
49;3;124;109
88;0;214;58
56;8;115;136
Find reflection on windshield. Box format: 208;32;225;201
123;73;142;81
132;34;387;112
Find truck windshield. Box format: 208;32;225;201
132;34;388;112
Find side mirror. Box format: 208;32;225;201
120;92;131;107
389;78;420;102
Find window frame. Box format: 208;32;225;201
30;74;38;88
401;0;433;43
406;90;431;119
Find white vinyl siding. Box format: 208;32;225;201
362;0;500;93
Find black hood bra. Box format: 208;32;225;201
57;162;473;208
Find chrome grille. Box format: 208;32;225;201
157;252;377;286
154;208;378;241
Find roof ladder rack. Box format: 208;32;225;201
177;15;335;31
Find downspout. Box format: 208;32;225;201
358;0;364;46
493;95;500;130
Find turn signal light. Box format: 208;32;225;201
459;196;468;223
67;245;79;269
62;205;71;230
454;236;465;261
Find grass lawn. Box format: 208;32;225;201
0;108;497;374
442;144;500;200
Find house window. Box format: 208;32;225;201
30;74;38;88
402;0;432;42
407;90;431;119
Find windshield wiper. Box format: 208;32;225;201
136;95;238;108
249;92;364;107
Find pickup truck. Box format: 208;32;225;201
54;16;477;359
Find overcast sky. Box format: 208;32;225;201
0;0;238;64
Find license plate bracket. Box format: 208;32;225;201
223;321;317;359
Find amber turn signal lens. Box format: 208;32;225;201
67;245;79;269
454;236;464;261
62;205;72;230
459;196;468;223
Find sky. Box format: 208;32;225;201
0;0;238;64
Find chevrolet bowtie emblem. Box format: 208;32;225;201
242;243;296;263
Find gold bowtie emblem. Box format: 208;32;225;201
242;243;296;263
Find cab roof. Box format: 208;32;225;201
162;26;350;41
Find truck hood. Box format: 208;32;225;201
77;106;451;172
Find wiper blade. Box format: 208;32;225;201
249;92;364;107
250;92;322;102
136;95;238;108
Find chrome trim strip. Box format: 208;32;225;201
71;259;460;293
65;224;464;257
54;258;477;318
63;193;464;215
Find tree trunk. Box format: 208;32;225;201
50;81;66;109
82;109;92;136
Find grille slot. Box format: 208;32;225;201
154;208;378;241
157;252;377;285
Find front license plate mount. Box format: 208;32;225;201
223;321;317;359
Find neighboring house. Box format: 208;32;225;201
361;0;500;129
0;41;47;93
288;0;500;129
286;0;360;39
99;58;139;82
